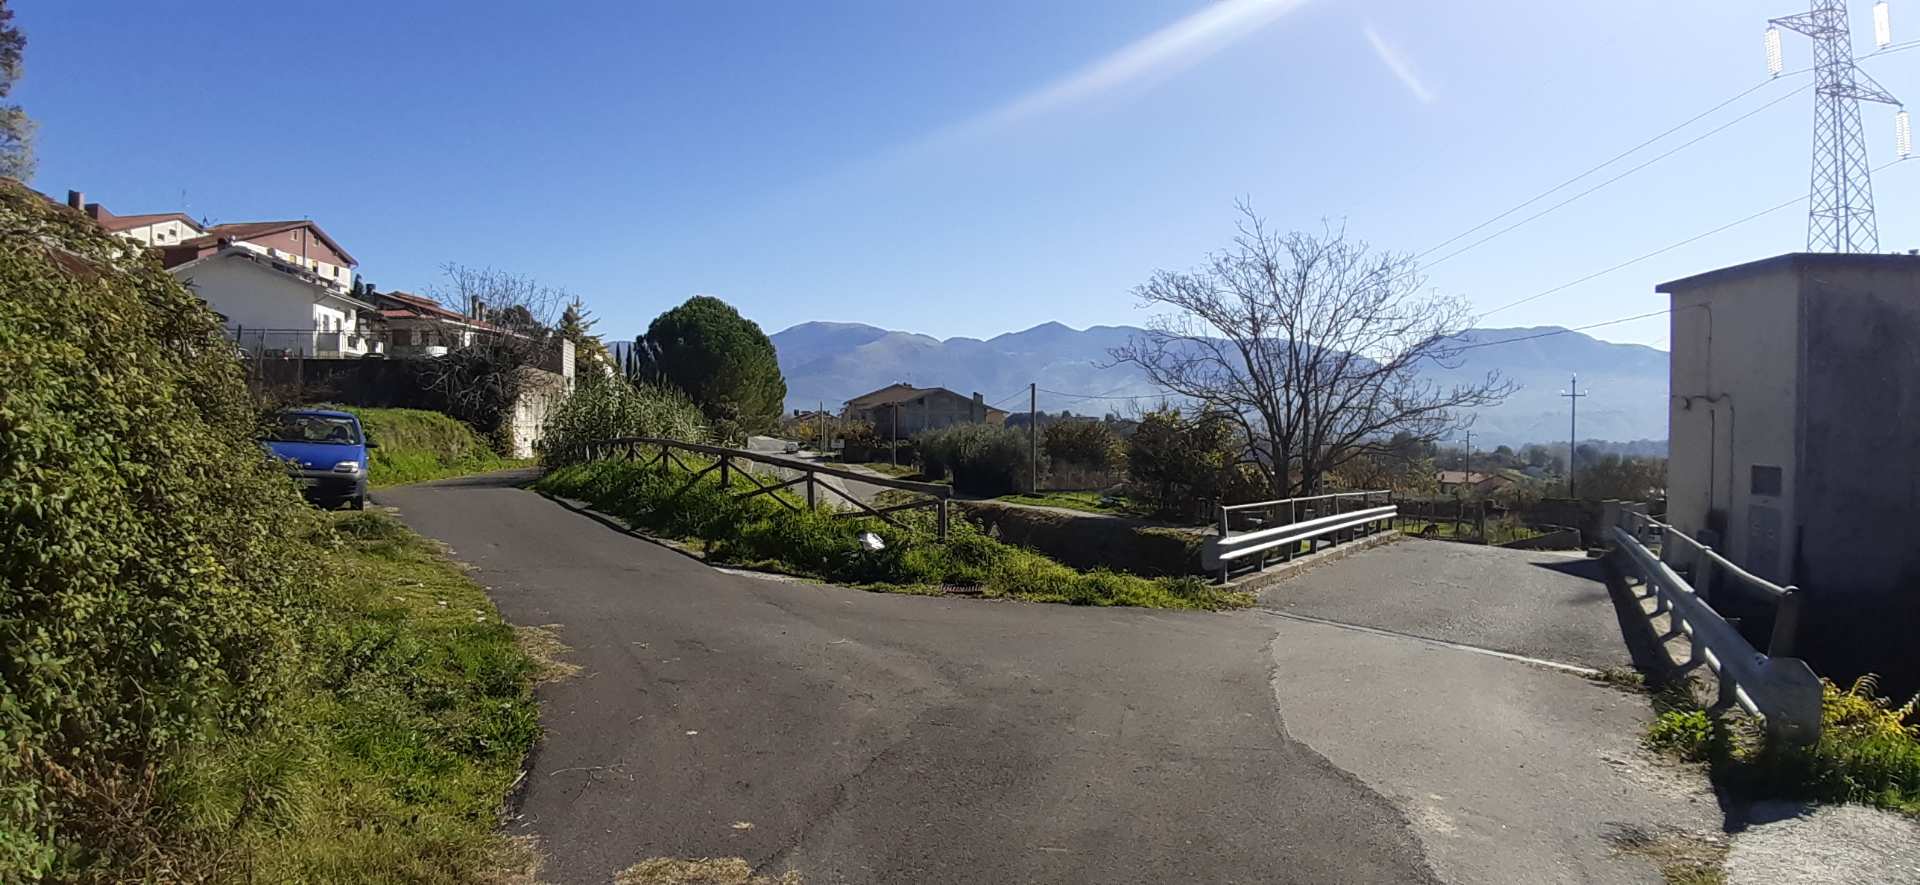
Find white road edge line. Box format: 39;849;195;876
1259;609;1602;676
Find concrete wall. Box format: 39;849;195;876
1665;269;1800;582
1792;263;1920;688
508;367;572;459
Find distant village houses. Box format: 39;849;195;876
842;382;1008;435
59;187;575;458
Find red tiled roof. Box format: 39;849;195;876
372;290;506;332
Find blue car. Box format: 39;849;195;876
261;408;375;510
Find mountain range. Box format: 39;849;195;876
769;321;1670;448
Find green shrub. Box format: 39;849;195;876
0;181;536;881
1646;675;1920;815
534;459;1251;611
917;424;1029;495
1124;408;1243;518
1645;710;1720;762
1043;421;1123;471
539;372;708;464
0;179;325;876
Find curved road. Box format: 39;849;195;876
379;473;1714;884
382;473;1431;883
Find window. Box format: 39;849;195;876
393;329;412;346
1751;465;1783;497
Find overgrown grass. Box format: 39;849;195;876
998;490;1143;516
341;406;528;486
223;509;540;881
536;459;1250;611
1643;675;1920;816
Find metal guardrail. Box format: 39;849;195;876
1203;496;1397;583
1611;510;1820;745
565;436;954;538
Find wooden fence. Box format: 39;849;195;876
564;437;955;539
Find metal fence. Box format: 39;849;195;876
1203;491;1396;582
564;437;955;539
1612;510;1820;745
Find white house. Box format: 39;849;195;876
168;246;379;357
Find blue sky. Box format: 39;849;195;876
20;0;1920;348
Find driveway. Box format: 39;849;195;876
378;474;1717;885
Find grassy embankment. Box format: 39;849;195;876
536;458;1250;610
341;406;530;487
998;490;1144;516
237;510;542;881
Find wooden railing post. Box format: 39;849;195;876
937;499;950;540
719;455;731;488
805;472;816;510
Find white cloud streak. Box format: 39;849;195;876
1363;23;1434;104
959;0;1314;136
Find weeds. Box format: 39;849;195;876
1643;674;1920;816
536;459;1251;611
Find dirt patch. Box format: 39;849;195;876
477;834;547;885
614;857;801;885
1603;822;1728;884
514;624;582;683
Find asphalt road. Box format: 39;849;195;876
378;473;1439;885
1259;538;1632;669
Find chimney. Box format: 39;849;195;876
470;296;486;320
66;190;83;210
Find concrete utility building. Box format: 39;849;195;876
1658;252;1920;682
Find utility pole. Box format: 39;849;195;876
1561;374;1587;498
890;403;899;468
818;401;826;455
1766;1;1911;252
1463;430;1473;474
1029;383;1039;493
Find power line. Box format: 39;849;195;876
1417;73;1810;260
1450;309;1675;353
1479;154;1911;319
1422;85;1810;271
1036;386;1165;402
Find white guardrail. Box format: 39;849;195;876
1202;491;1396;583
1611;510;1821;745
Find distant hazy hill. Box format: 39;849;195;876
771;321;1669;448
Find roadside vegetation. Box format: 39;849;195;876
0;179;534;881
344;405;526;486
535;458;1251;610
1643;675;1920;817
537;370;709;457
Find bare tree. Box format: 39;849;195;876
413;264;570;439
1110;202;1513;498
